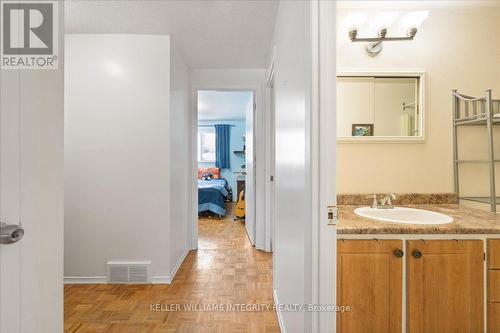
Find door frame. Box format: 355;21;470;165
265;57;275;254
313;1;337;332
265;2;336;331
189;84;263;249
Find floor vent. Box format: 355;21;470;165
106;261;151;284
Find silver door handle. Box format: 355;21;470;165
0;222;24;244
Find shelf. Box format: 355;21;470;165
453;92;499;213
459;196;500;204
455;117;500;126
455;160;500;163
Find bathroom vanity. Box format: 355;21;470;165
336;198;500;333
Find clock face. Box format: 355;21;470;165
366;42;383;56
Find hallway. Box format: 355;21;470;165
64;205;279;333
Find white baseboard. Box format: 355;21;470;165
167;247;190;283
64;276;107;284
273;289;285;333
151;276;170;284
63;275;175;285
64;248;190;285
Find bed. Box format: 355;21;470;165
198;168;230;216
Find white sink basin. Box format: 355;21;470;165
354;206;454;225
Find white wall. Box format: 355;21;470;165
271;1;314;331
169;42;191;275
0;3;64;332
64;34;173;281
191;69;267;86
337;3;500;194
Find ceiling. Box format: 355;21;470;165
65;0;279;68
337;1;500;9
198;90;252;121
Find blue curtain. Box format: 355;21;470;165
215;124;231;169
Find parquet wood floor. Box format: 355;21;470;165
64;204;280;333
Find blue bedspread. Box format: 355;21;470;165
198;179;229;197
198;179;229;216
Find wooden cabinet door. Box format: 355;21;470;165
407;240;484;333
488;239;500;333
337;240;403;333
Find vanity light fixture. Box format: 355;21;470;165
348;27;418;43
348;10;428;57
349;27;418;57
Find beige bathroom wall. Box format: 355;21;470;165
337;3;500;194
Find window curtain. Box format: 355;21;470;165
215;124;231;169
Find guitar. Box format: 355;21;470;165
235;189;245;219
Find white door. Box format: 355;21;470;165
245;93;255;245
0;3;64;331
269;79;276;252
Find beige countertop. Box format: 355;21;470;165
338;204;500;234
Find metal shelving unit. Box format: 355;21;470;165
453;89;500;212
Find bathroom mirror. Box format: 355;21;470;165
337;72;425;142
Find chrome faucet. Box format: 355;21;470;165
368;193;398;209
379;194;397;209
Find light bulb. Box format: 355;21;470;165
370;11;399;31
399;10;429;30
343;12;368;32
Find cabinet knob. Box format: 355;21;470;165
393;249;404;258
412;250;422;259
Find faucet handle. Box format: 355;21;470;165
367;194;378;208
384;193;398;207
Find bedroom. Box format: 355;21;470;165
196;90;252;239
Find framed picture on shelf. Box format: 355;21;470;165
352;124;374;137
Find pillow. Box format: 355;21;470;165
198;168;221;179
201;172;213;180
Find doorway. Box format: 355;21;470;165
191;88;260;249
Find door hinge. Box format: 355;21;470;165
270;175;274;182
484;252;486;261
327;205;338;226
253;103;256;111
